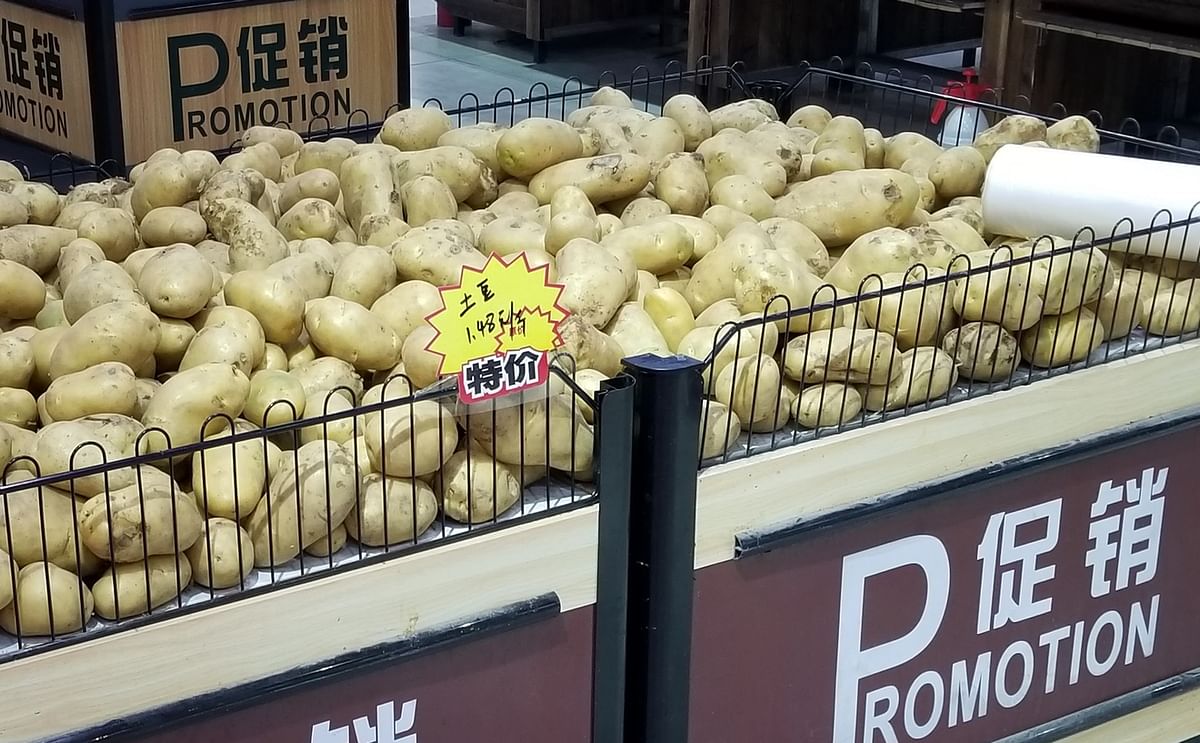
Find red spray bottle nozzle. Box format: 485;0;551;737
932;67;985;124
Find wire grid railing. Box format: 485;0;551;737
0;360;598;661
698;211;1200;467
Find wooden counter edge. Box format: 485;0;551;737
696;339;1200;569
1061;684;1200;742
0;504;601;743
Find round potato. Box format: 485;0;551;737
92;555;192;620
138;244;217;319
347;473;439;544
379;107;453;151
364;398;457;478
78;207;139;262
0;260;46;320
78;479;203;562
186;518;254;589
941;322;1021;381
929;146;986;201
245;369;306;428
792;383;863;429
139;206;207;247
663;94;713;151
1020;308;1104;368
0;562;93;635
223;270;306;346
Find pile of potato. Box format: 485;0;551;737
0;85;1198;638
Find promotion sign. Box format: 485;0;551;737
425;254;568;405
0;1;93;159
114;0;397;162
689;421;1200;742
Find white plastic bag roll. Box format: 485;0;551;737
982;145;1200;262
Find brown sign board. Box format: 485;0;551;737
0;1;94;160
120;604;594;743
115;0;398;164
690;420;1200;743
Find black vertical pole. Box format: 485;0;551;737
622;354;704;743
591;374;635;743
395;0;412;110
88;0;126;171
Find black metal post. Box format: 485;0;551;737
88;0;127;170
622;354;704;743
591;373;635;743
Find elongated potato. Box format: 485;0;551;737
862;346;958;411
556;238;635;328
43;362;138;421
347;473;439;544
372;280;443;346
711;100;779;133
305;523;347;557
139;206;207;247
696;129;788;197
439;123;506;174
793;383;863;429
246;439;357;566
775;170;920;247
497;118;585;179
783;328;902;386
714;354;789;433
787;105;832;132
1020;308;1104;367
79;479;203;562
0;260;45;320
191;423;268;521
465;393;593;473
203;197;289;272
0;332;33;389
643;287;695;352
391;223;487;286
663;94;713;151
439;450;521;524
304;297;402;372
1143;279;1200;336
330;245;397;308
941;322;1021;381
546;186;601;254
0;473;101;573
950;248;1045;332
698;400;741;459
528;154;652;206
859;267;956;349
0;562;93;635
140;362;250;452
379;107;453;151
0;224;75;275
92;555;191;620
365;399;457;478
223;270;306;345
1047;115;1100;153
974;115;1047;162
710;175;774;220
401;175;458;228
49;302;159;381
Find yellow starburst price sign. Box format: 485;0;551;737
424;254;569;404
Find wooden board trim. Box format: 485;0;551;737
1060;683;1200;743
695;340;1200;569
0;505;600;743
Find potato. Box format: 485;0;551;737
731;246;828;333
747;122;816;182
76;208;139;263
941;322;1021;381
929;146;986;201
0;387;35;428
647;153;706;218
862;347;958;411
465;393;593;473
590;86;633;108
277;168;341;216
545;186;601;255
708;175;771;220
495;118;584;179
220;270;305;346
1047;115;1100;153
811;116;866;171
202;197;289;272
605;302;670;357
293;138;356;178
859;267;956;349
438;123;506;174
346;473;439;544
0;548;11;611
0;562;93;635
435;449;520;524
79;478;203;562
326;245;397;310
49;302;159;381
391;223;486;286
476;216;543;259
884;132;943;171
553;238;633;328
554;315;624;377
91;555;191;620
696;129;788;197
1023;238;1111;315
0;259;45;320
0;332;33;389
340;151;403;239
62;260;143;324
291;356;364;403
710;100;778;133
1143;279;1200;336
699;400;741;459
775;170;920;247
266;252;334;303
365;399;457;478
277;198;341;241
140;362;250;452
528;153;652;207
823;228;939;295
246;439;357;566
1087;274;1141;341
304;297;402;372
138;244;217;319
189;423;267;521
223;142;283;182
1020;308;1104;368
138;206;207;248
148;318;194;372
787;105;832;132
297;391;356;446
0;192;28;228
760;217;830;277
628;117;683;162
56;238;105;291
974;115;1048;162
179;324;262;376
642;287;696;352
714;354;789;433
950;248;1045;332
0;473;99;574
603;219;693;275
783;328;902;386
379;107;453;151
244;369;306;428
42;361;138;421
398;175;455;228
371;280;443;346
792;384;862;429
663;94;713;151
305;523;347;557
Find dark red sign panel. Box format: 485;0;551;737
690;421;1200;743
130;605;594;743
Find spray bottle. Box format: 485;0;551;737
932;68;990;147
